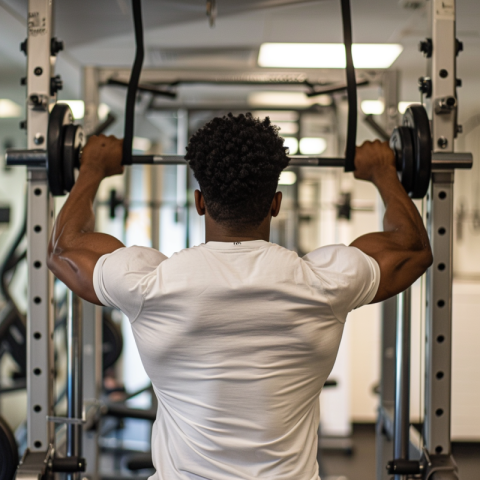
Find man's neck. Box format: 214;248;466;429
205;216;270;243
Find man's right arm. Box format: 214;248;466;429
350;140;433;304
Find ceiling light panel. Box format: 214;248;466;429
279;171;297;185
252;111;299;122
258;43;403;69
299;137;327;155
283;137;299;155
0;99;22;118
249;92;316;107
361;100;385;115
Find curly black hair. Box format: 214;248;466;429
185;113;290;228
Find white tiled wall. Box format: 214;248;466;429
451;281;480;440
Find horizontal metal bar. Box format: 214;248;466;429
6;149;46;166
431;151;472;169
47;415;86;425
6;149;473;170
136;155;348;167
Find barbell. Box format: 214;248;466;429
5;102;472;199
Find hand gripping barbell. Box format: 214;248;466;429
5;102;472;199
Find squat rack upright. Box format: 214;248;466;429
377;1;463;479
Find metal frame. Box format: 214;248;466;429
376;1;462;479
23;0;55;462
82;66;103;480
15;0;57;477
424;0;457;457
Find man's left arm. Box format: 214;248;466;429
47;135;125;305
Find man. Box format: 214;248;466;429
48;113;432;480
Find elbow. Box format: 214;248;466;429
424;248;433;269
46;241;63;275
417;241;433;273
46;250;59;274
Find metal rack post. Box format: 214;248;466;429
393;289;412;480
16;0;56;476
25;0;55;457
423;0;459;477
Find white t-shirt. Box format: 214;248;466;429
93;240;380;480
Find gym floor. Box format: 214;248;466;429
100;420;480;479
322;424;480;480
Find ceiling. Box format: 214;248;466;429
0;0;479;114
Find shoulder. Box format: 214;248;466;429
97;246;167;270
302;244;380;321
303;244;375;273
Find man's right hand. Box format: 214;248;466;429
354;140;396;184
81;134;124;179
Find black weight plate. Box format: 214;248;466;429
390;126;415;195
0;415;18;480
403;104;432;199
47;104;73;196
103;310;123;371
63;124;85;193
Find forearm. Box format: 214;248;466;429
373;167;430;252
49;166;104;255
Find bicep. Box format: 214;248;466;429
48;232;124;305
350;231;429;303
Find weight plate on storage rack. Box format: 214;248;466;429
390;125;415;195
63;124;85;193
0;415;18;480
403;104;432;199
47;103;73;196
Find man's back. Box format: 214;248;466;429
94;240;379;479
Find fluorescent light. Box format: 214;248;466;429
258;43;403;69
279;171;297;185
249;91;329;107
98;103;110;120
0;99;22;118
58;100;85;119
133;136;152;152
283;137;299;154
299;137;327;155
398;101;421;114
361;100;385;115
252;110;299;122
275;121;298;135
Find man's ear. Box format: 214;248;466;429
194;189;206;216
271;191;282;218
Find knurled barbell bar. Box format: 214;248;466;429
5;102;472;199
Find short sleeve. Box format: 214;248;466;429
93;246;168;322
303;244;380;323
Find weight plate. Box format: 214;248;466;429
47;104;73;196
63;124;85;193
0;415;18;480
403;104;432;199
390;126;415;195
